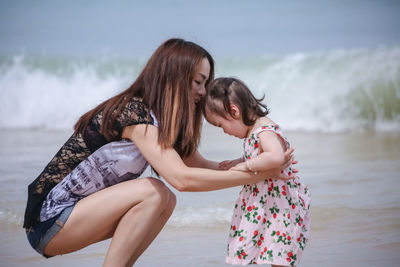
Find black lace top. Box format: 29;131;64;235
23;98;154;229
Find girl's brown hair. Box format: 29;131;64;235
204;77;269;126
74;38;214;157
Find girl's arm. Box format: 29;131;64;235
231;131;287;172
122;124;294;192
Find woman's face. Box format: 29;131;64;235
192;58;210;105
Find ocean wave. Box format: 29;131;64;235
0;45;399;132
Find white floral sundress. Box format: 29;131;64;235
226;124;311;266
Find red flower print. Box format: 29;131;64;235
254;142;258;148
260;236;264;240
263;218;267;223
277;231;280;236
254;230;258;236
273;213;277;219
232;226;236;231
288;251;293;257
257;215;261;220
257;240;262;246
292;204;296;209
287;213;290;218
287;236;291;240
247;206;252;211
288;172;291;176
287;257;291;262
241;251;246;256
282;191;286;196
268;187;272;192
238;255;242;259
283;233;286;237
239;236;244;242
264;247;267;252
282;185;286;191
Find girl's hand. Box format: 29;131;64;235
219;158;243;170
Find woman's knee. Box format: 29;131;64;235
139;177;174;207
166;189;177;213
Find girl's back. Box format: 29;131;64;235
226;122;310;266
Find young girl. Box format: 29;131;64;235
204;77;311;266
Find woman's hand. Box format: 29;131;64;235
276;147;298;180
229;162;248;172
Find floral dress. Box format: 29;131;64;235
226;125;311;266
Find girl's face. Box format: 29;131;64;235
205;107;249;139
192;58;210;105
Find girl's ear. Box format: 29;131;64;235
230;104;241;119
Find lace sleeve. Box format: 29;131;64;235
115;99;154;132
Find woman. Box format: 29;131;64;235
23;38;295;266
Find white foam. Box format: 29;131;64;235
1;46;399;132
0;55;129;129
168;204;232;228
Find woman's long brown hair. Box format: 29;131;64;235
74;38;214;157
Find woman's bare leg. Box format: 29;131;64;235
44;177;175;267
128;192;176;264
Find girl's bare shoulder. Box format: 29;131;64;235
258;116;276;126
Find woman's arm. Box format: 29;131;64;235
122;124;294;192
183;152;243;171
183;150;220;170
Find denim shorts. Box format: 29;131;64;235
26;205;74;258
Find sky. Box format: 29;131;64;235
1;0;400;58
